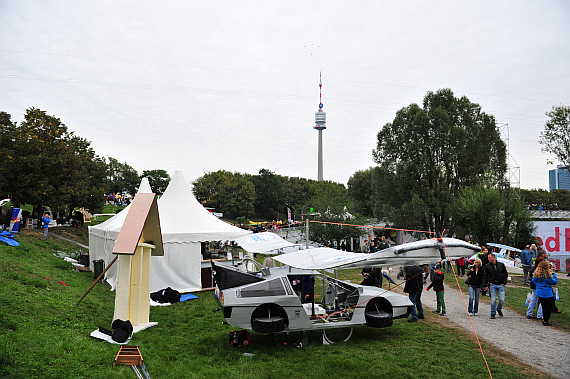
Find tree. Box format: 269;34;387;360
306;180;365;248
0;108;107;213
283;176;312;221
450;184;535;247
105;157;139;197
540;105;570;170
0;111;16;198
347;167;375;217
141;169;170;195
372;89;507;235
192;170;255;218
253;169;285;219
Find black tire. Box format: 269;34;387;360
365;310;393;328
271;331;306;348
251;304;288;334
251;315;287;334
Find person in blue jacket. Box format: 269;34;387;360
532;260;558;326
42;213;51;241
520;245;533;285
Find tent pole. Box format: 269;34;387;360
76;256;118;306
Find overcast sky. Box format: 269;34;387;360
1;1;569;190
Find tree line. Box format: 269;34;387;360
0;108;170;216
4;91;569;248
191;168;349;220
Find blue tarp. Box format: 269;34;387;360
0;231;19;246
180;293;198;302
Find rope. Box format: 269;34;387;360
441;238;493;379
308;220;435;235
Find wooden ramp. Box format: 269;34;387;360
113;346;151;379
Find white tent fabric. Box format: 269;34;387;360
234;232;297;255
89;171;252;292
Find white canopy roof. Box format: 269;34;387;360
234;231;299;255
158;170;252;243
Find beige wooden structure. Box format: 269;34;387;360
112;192;164;333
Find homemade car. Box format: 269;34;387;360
213;262;411;345
214;237;479;346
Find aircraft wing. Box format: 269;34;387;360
487;242;521;253
274;238;479;270
274;247;369;270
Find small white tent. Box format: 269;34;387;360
89;171;252;292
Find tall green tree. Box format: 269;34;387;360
105;157;139;197
371;89;507;235
0;111;16;199
283;176;312;220
347;167;375;217
540;105;570;170
192;170;255;218
0;108;107;213
253;168;285;219
141;169;170;195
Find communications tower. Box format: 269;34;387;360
314;72;326;181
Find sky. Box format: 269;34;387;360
1;1;569;190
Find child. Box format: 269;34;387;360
427;264;446;316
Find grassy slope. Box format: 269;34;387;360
0;231;555;379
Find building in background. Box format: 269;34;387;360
549;164;570;191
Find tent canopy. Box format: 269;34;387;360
89;171;252;292
234;232;298;255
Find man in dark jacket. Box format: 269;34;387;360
403;265;424;322
482;253;508;319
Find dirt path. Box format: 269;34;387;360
393;273;570;379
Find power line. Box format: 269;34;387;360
1;49;568;106
0;74;550;122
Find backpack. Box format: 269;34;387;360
111;319;133;343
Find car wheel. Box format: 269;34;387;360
251;304;288;334
251;315;287;334
365;297;393;328
365;309;393;328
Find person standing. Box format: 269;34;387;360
482;253;508;319
532;261;558;326
302;275;314;304
467;258;484;315
527;250;547;319
530;244;538;259
42;213;51;241
378;236;389;250
427;265;446;316
404;265;424;322
456;257;466;276
520;245;533;285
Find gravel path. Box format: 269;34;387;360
394;272;570;379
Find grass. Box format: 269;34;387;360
0;231;557;379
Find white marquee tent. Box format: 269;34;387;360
89;170;252;292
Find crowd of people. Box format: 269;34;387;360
403;244;561;326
